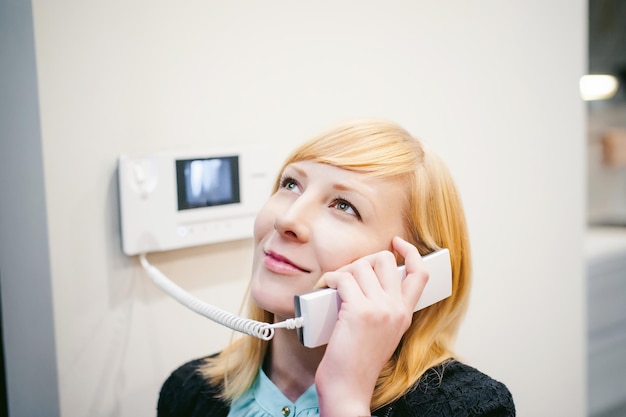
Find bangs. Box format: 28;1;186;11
285;120;424;180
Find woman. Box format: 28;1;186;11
158;119;515;416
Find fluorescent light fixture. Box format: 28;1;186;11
580;74;619;101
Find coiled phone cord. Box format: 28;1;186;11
139;254;303;341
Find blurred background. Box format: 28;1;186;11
585;1;626;417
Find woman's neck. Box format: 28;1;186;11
264;327;326;402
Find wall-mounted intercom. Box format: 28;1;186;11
118;146;272;256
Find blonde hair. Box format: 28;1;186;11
200;119;472;410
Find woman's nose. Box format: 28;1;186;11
274;198;313;242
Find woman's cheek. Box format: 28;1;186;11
316;246;356;273
253;209;273;243
316;236;388;272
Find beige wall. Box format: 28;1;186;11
26;1;586;416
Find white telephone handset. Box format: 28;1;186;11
294;249;452;348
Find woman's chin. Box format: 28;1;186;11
250;293;295;321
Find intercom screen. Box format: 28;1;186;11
176;156;241;210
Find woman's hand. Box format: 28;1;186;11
314;236;429;417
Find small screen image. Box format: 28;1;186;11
176;156;240;210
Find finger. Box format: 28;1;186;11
371;250;405;293
392;236;429;310
336;258;387;299
338;250;403;294
322;270;366;305
316;251;394;291
392;236;424;274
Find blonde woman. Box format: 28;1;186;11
158;120;515;417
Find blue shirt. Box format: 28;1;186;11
228;368;319;417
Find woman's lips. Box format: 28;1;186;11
263;251;311;274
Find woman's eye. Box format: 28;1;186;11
332;199;361;219
280;177;301;193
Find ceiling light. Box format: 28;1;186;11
580;74;619;101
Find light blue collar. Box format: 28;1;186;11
228;368;319;417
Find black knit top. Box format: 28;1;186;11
157;357;515;417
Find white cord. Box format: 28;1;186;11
138;254;303;341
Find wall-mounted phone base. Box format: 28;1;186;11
118;146;272;256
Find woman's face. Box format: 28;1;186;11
250;160;407;320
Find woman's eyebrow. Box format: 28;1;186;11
330;182;375;210
331;183;352;192
285;165;308;178
331;180;374;195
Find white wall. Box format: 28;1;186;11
23;1;587;416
